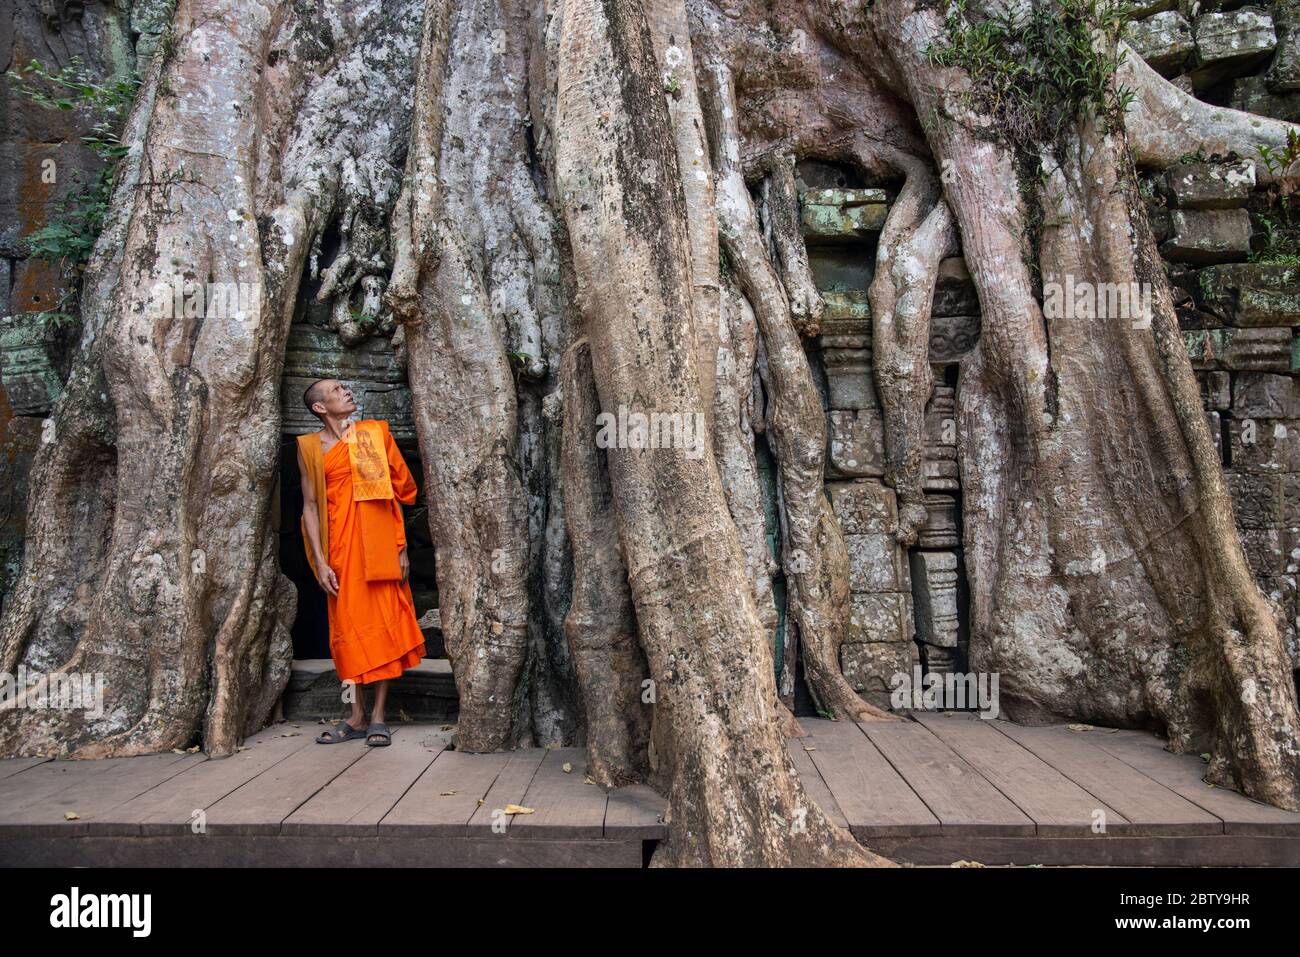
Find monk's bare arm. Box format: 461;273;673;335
298;446;339;596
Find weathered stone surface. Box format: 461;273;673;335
1226;327;1294;372
822;348;877;409
0;414;42;605
280;324;413;438
932;257;980;317
817;315;870;353
1162;159;1255;210
923;385;960;492
1240;526;1284;579
845;532;910;592
1228;471;1285;529
840;639;917;695
828;407;886;478
827;479;897;535
819;289;872;322
1126;11;1195;76
1197;262;1300;326
1186;327;1293;371
0;315;61;416
1234;372;1300;418
1230;75;1300;122
1161;209;1252;264
847;592;914;644
1191;8;1278;87
917;493;960;548
1228;416;1298;473
929;313;981;363
1204;370;1232;410
911;550;961;649
801;188;889;241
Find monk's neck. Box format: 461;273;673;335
321;415;352;442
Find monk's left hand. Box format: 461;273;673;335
399;546;410;582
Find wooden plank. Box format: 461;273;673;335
604;784;667;839
379;749;511;836
202;728;383;835
0;755;135;818
865;834;1300;868
104;730;314;835
799;718;939;837
992;722;1222;835
281;728;450;836
788;738;849;831
1088;729;1300;836
913;712;1131;836
465;748;546;835
0;752;206;837
510;748;608;840
862;719;1035;836
0;756;51;781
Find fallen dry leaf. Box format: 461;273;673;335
803;747;817;752
64;811;79;820
950;859;984;868
503;804;535;815
399;709;412;722
439;790;457;797
562;762;573;773
1066;724;1093;733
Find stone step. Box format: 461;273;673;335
282;658;458;722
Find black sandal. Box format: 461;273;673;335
316;720;366;744
366;722;392;747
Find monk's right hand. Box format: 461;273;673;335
317;565;339;597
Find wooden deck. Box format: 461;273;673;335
1;712;1297;867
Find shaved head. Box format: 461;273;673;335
303;379;332;420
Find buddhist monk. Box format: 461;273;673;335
297;378;425;747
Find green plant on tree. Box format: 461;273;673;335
5;57;140;328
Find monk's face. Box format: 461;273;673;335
313;379;356;419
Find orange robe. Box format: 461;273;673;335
304;420;425;684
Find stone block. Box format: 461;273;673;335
819;290;872;323
827;479;897;535
1191;8;1278;87
1230;75;1300;123
1228;416;1298;472
1126;11;1195;76
847;592;914;644
840;640;917;695
1161;209;1252;264
822;348;877;410
1227;470;1285;528
1162;159;1254;210
917;493;961;549
801;188;889;241
1239;526;1284;579
1233;372;1300;418
1197;263;1300;326
929;313;982;363
828;408;886;478
0;314;61;416
1225;327;1294;371
1204;370;1232;410
845;532;910;593
933;257;981;317
911;551;962;649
